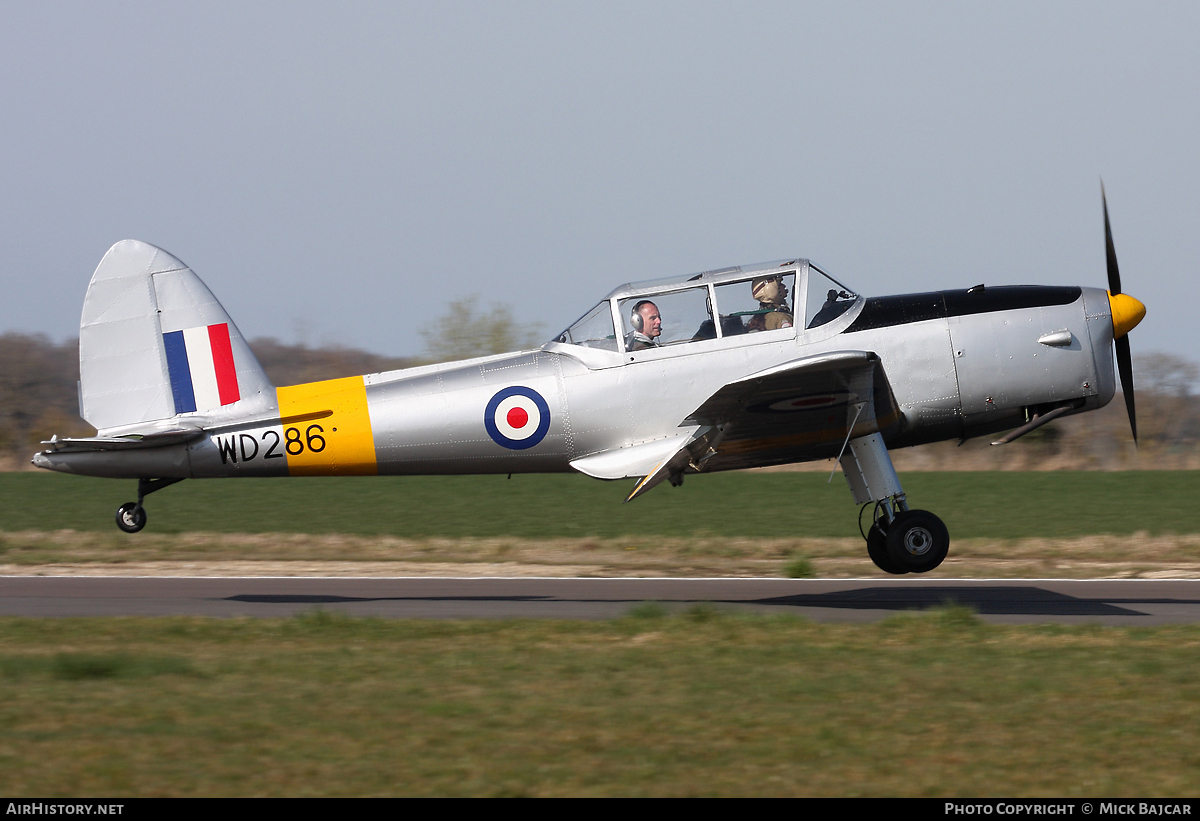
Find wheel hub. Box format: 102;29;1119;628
902;526;934;556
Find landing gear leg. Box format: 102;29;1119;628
114;478;184;534
840;434;949;574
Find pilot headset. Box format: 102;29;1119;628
630;300;653;332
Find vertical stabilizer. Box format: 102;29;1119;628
79;240;275;431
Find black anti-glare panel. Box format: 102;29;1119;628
845;286;1082;333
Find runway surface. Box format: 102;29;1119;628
2;577;1200;624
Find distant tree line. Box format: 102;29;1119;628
0;333;90;468
2;318;1197;470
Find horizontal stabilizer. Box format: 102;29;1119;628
39;428;205;453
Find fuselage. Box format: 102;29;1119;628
36;262;1117;482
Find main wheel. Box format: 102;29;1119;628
115;503;147;533
867;519;908;575
885;510;949;573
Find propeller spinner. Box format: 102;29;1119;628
1102;183;1146;444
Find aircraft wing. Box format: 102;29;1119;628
597;350;901;500
685;349;901;473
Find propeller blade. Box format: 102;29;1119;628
1103;183;1137;444
1102;182;1122;295
1115;334;1137;445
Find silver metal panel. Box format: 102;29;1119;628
187;421;291;478
833;317;961;447
365;352;574;474
578;334;807;453
840;433;904;504
949;297;1097;423
32;444;192;479
555;361;629;455
1081;286;1117;409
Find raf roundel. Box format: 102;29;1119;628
484;386;551;450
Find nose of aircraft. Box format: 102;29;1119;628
1108;291;1145;339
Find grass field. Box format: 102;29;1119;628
2;471;1196;577
3;473;1197;796
1;610;1198;796
3;471;1197;539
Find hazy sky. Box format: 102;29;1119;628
2;2;1196;362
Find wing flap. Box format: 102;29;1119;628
574;350;902;500
569;430;701;480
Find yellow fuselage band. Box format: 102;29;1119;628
275;376;378;476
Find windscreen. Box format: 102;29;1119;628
805;265;858;329
554;301;619;351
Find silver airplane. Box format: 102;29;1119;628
33;193;1145;574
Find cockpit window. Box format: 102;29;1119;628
805;265;858;329
618;288;714;351
554;301;619;351
713;271;797;335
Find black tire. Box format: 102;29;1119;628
867;519;908;575
885;510;949;573
115;503;147;534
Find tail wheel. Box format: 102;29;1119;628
115;503;147;534
884;510;949;573
867;519;908;575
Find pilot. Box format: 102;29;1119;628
627;300;662;350
749;276;793;331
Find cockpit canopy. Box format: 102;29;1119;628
553;259;858;353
